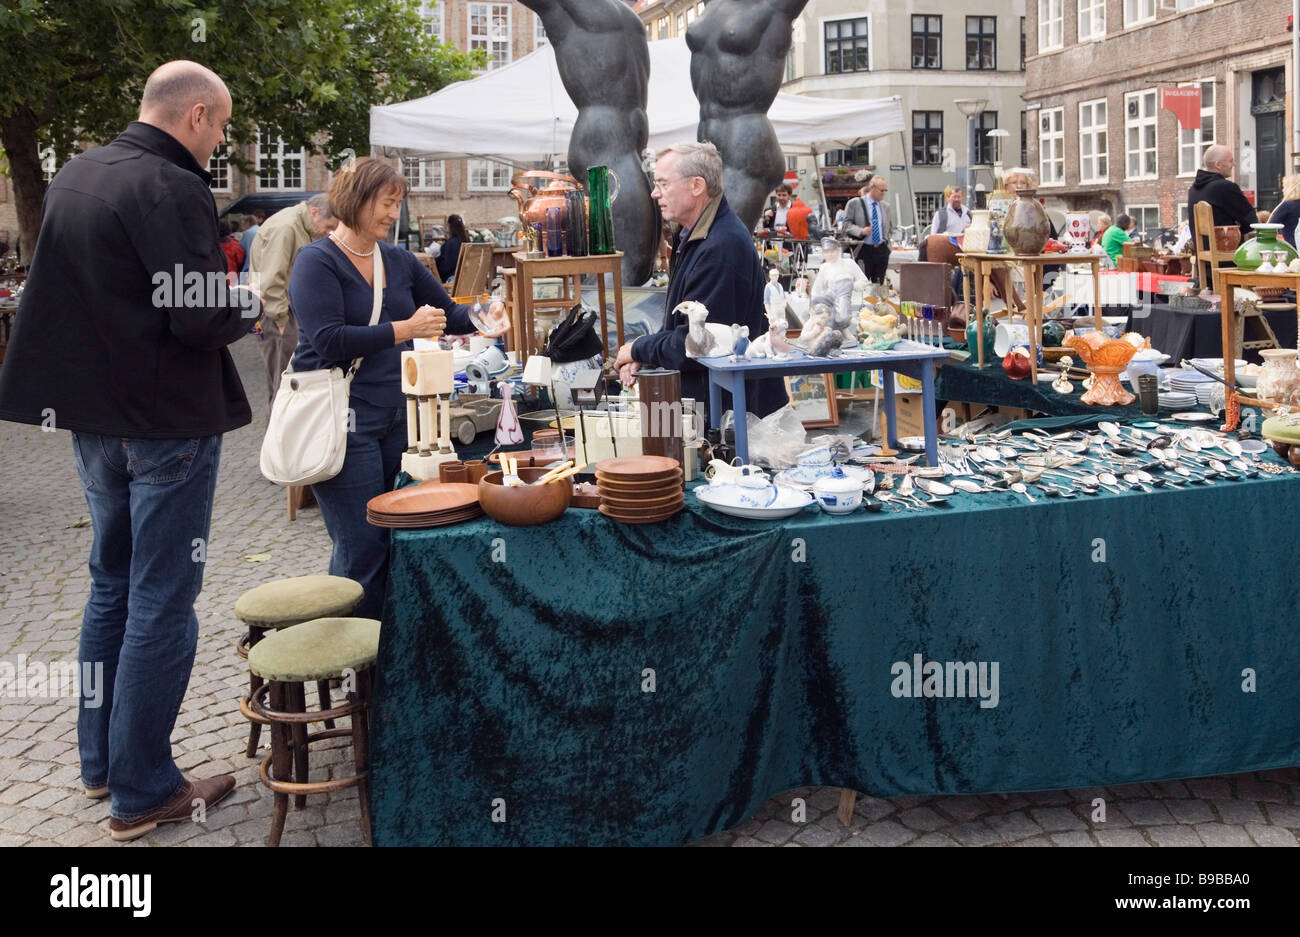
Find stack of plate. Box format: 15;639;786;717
1158;391;1197;410
366;482;483;529
595;455;684;524
1195;384;1221;406
1169;370;1216;393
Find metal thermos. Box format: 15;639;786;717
635;368;684;470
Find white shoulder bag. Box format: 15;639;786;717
260;251;385;486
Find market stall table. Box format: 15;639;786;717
1127;296;1296;365
697;343;950;465
1219;269;1300;387
368;442;1300;846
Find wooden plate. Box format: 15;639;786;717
367;482;479;516
595;468;683;486
600;491;685;511
594;455;680;477
598;502;684;524
367;506;483;529
595;477;683;496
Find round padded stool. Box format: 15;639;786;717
245;616;380;847
235;576;364;757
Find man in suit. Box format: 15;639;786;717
853;175;892;283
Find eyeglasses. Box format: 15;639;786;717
653;174;700;192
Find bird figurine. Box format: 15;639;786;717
729;323;750;362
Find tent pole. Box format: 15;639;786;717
812;146;829;227
897;131;919;240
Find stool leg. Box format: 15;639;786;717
244;625;267;758
267;681;290;847
318;679;334;730
287;681;309;810
352;669;373;846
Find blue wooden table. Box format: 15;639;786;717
696;342;952;464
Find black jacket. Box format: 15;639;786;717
1188;169;1257;248
0;122;251;438
632;195;785;418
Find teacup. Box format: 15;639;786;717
796;444;835;467
709;482;779;509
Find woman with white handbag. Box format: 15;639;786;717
284;158;504;619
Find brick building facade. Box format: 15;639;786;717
1025;0;1294;234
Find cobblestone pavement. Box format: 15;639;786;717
1;335;1298;847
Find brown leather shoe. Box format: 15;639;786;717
107;775;236;842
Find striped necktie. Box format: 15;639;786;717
870;200;881;245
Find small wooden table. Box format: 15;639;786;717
510;252;625;363
1218;269;1300;388
958;252;1104;380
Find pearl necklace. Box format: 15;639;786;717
330;231;375;257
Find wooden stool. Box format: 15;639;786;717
244;616;380;846
234;575;364;758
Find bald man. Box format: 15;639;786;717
1188;144;1258;254
0;60;249;840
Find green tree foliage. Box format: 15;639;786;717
0;0;483;260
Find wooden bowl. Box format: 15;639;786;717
478;467;572;526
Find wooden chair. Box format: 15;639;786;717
1195;202;1282;358
450;242;495;298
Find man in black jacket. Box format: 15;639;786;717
1188;144;1258;251
614;141;784;421
0;61;248;840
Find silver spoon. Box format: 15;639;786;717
1010;481;1036;502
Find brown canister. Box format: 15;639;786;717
636;368;684;469
463;459;489;484
439;461;467;483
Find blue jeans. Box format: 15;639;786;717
312;397;406;620
71;433;222;820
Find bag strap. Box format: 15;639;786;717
345;249;385;378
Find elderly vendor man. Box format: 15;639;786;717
614;141;785;418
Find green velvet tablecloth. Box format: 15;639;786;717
936;356;1158;418
370;460;1300;846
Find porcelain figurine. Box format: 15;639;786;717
763;267;785;319
811;237;869;343
746;304;793;360
1052;355;1074;394
680;300;740;359
728;323;751;362
786;274;810;324
799;299;843;357
495;381;523;445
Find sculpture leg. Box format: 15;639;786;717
722;166;778;237
609;151;660;286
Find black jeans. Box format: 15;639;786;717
857;243;891;283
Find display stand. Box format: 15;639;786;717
511;252;625;363
958;252;1104;379
696;343;950;466
1218;269;1300;388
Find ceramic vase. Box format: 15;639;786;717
963;210;992;253
965;312;996;357
1256;348;1300;402
1234;223;1298;271
1004;189;1051;255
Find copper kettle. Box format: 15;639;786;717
509;170;582;228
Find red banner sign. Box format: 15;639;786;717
1161;87;1202;131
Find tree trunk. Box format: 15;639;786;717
0;106;47;266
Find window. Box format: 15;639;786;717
1125;89;1158;179
1175;0;1213;8
467;158;510;191
912;111;943;165
676;13;683;34
825;17;870;74
1123;0;1156;26
1038;0;1062;51
911;15;941;70
402;157;445;192
417;1;443;41
1020;16;1026;69
686;7;696;25
975;112;998;165
1177;204;1189;226
534;12;547;47
916;192;945;218
1077;0;1105;41
657;16;668;39
824;144;871;167
785;48;796;82
257;129;304;190
1078;99;1108;183
1127;204;1160;232
1177;80;1215;176
468;3;511;70
1038;107;1064;185
208;144;231;192
1020;110;1028;165
966;17;996;70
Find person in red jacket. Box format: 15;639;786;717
760;183;811;240
217;220;244;284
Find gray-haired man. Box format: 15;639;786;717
249;193;337;403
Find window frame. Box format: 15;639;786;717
965;16;996;71
1077;98;1108;184
467;158;511;192
1124;88;1159;181
467;2;512;71
1077;0;1105;42
207;143;231;193
911;14;942;71
912;111;944;166
1038;0;1063;52
916;191;945;219
1126;204;1161;233
824;144;872;168
1177;79;1215;178
974;111;999;165
1038;107;1065;187
1123;0;1156;28
418;1;444;42
823;15;872;75
255;128;306;191
402;156;446;193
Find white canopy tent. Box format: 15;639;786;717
370;38;913;224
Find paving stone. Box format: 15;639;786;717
906;832;959;846
935;796;990;822
754;820;799;845
315;821;366;847
0;782;42;805
850;795;895;823
1095;829;1151;847
1147;825;1204;847
1194;823;1253;847
1030;807;1086;832
986;811;1045;843
1049;831;1096;847
1166;799;1216;824
1009;835;1053;846
1263;804;1300;828
1118;800;1177;827
181;828;238;847
1245;824;1298;846
835;832;876;846
1234;778;1289;805
1208;799;1261;825
945;821;1002;847
28;815;78;838
793;825;844;847
861;820;916;846
0;833;31;846
896;806;947;832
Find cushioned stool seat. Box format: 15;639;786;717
235;575;364;757
245;616;381;846
1261;416;1300;445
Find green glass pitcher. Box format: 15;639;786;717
587;166;620;255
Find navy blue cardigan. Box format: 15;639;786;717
289;240;473;408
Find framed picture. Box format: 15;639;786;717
784;373;839;428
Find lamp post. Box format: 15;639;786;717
954;98;988;207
